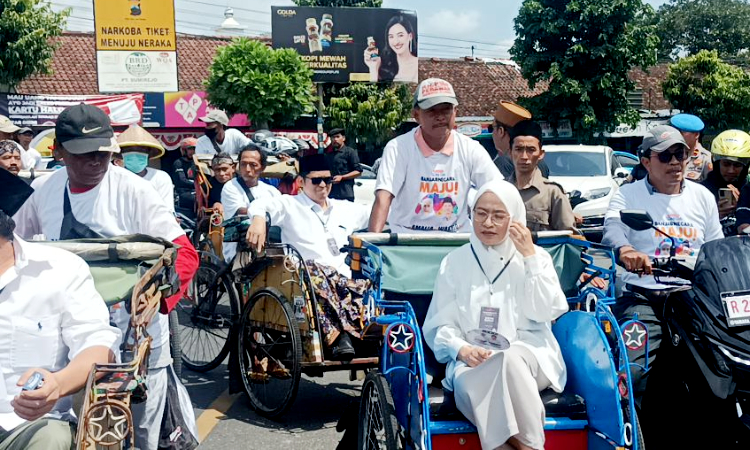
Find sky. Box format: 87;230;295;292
52;0;668;59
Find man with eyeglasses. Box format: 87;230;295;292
245;154;370;360
602;125;722;409
491;101;549;179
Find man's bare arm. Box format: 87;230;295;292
369;190;394;232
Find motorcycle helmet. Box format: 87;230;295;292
291;139;311;155
252;129;274;143
710;130;750;165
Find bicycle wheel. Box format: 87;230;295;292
168;309;182;379
238;287;302;418
358;371;402;450
176;262;239;372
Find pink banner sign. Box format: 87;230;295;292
163;91;250;128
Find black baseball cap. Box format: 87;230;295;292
55;104;119;155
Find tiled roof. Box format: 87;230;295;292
418;58;547;118
19;33;545;117
17;32;236;95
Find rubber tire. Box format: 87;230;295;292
238;287;302;418
169;309;182;379
179;264;240;372
358;371;401;450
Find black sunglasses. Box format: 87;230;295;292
653;148;687;164
307;176;332;186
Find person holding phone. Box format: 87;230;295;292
364;14;418;83
701;130;750;220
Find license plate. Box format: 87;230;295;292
721;291;750;327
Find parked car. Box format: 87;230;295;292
543;145;629;240
354;163;377;208
613;150;639;174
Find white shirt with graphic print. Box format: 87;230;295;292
604;178;724;289
375;128;502;233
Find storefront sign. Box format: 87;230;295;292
0;93;144;126
272;6;418;83
93;0;178;92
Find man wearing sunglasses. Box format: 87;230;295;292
245;154;370;360
602;125;722;410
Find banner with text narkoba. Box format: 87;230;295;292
271;6;418;84
93;0;178;93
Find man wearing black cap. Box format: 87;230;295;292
507;120;575;232
325;128;361;202
0;169;121;449
602;125;722;420
13;104;199;449
245;154;370;360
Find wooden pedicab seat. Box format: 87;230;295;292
39;236;178;450
348;232;640;450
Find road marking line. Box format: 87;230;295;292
196;389;241;442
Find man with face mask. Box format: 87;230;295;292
195;109;251;157
117;124;175;213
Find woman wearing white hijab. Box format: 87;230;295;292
423;179;568;450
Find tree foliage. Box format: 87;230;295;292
663;50;750;130
0;0;68;91
205;38;315;129
326;83;411;150
292;0;383;7
656;0;750;60
510;0;659;141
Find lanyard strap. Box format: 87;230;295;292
470;244;513;288
311;206;332;231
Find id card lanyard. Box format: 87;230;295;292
470;244;513;294
311;206;340;256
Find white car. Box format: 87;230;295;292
354;164;377;208
543;145;630;235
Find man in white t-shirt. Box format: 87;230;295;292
117;124;176;213
195;109;251;156
369;78;502;233
603;125;722;408
13;104;199;449
246;154;370;360
221;143;280;261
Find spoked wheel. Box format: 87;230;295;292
238;287;302;418
176;262;239;372
358;371;402;450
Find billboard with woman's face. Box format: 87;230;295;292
272;6;418;84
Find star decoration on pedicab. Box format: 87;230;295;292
388;323;415;353
623;322;647;351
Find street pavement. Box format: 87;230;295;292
183;363;360;449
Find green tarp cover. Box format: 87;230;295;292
379;243;585;296
89;263;145;307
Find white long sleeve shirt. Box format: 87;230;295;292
0;236;121;430
423;237;568;392
247;192;370;276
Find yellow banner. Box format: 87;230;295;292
94;0;176;51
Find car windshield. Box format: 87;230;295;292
545;151;607;177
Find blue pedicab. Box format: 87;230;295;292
346;231;644;450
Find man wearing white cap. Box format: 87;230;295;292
195;109;252;157
0;116;38;170
369;78;502;233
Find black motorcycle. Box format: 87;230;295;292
620;210;750;448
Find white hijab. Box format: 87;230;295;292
469;179;527;275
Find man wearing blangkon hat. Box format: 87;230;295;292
369;78;502;233
195;109;252;157
491;101;549;179
13;104;199;449
602;125;722;411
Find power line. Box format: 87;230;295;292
181;0;269;15
420;34;509;48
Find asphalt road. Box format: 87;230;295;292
183;363;360;449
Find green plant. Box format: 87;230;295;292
204;38;315;129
